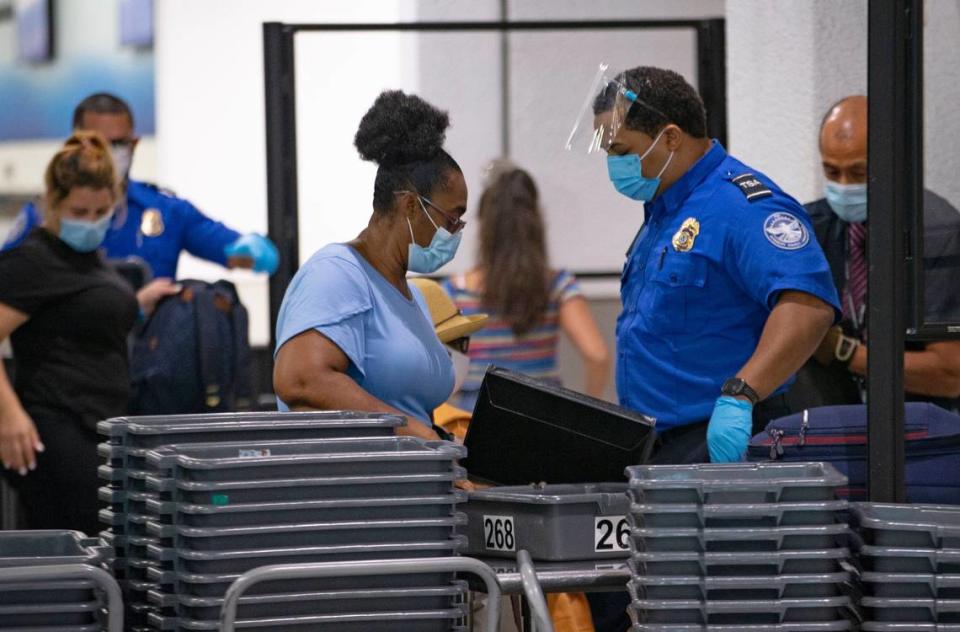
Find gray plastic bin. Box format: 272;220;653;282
627;595;853;625
858;544;960;574
860;596;960;623
0;599;101;626
0;625;104;632
629;522;849;553
148;607;467;631
629;571;853;600
146;437;466;483
630;623;854;631
0;531;107;567
862;624;960;631
625;462;846;505
0;579;99;605
146;514;467;551
861;571;960;598
628;547;852;577
98;411;405;454
630;500;848;529
151;581;467;621
461;483;629;561
148;536;467;578
152;566;463;599
853;503;960;548
147;469;466;505
146;492;465;528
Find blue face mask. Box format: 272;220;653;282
607;128;674;202
824;181;867;224
58;214;112;253
407;198;462;274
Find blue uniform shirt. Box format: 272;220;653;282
2;180;241;279
274;243;455;426
616;141;840;429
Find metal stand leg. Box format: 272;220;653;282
0;478;20;530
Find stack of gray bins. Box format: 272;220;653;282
138;435;468;631
624;462;857;631
96;411;409;629
854;502;960;630
0;530;109;631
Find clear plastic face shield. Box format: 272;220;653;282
563;63;668;156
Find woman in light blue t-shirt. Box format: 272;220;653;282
273;90;468;442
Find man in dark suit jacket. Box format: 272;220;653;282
787;95;960;413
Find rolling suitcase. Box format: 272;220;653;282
748;402;960;503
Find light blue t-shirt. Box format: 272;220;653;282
274;243;454;426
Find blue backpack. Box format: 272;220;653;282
748;402;960;504
130;280;252;415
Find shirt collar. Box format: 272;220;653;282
648;139;727;218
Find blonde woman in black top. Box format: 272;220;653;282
0;132;176;534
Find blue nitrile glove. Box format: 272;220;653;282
706;395;754;463
224;233;279;274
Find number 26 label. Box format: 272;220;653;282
595;516;630;552
483;515;516;551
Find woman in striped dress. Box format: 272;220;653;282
441;162;611;412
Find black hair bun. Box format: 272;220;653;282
354;90;450;167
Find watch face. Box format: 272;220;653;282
723;378;743;394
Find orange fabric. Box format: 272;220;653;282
547;592;596;632
434;403;471;441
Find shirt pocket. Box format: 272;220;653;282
637;252;709;335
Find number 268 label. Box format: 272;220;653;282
483;515;516;551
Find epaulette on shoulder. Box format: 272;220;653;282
730;173;773;203
139;181;178;198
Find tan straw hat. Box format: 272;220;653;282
409;278;488;343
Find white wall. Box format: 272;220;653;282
154;0;499;347
0;0;157;238
726;0;960;209
726;0;868;206
924;0;960;209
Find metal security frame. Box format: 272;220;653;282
262;18;727;348
866;0;946;502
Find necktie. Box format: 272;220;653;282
844;222;868;330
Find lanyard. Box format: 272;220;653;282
843;259;866;335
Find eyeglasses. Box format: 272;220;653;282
419;195;467;234
447;337;470;354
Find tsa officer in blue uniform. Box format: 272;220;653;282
593;67;840;465
2;93;278;280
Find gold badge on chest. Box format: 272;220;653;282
140;208;164;237
672;217;700;252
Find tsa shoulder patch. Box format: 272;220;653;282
731;173;773;202
763;212;810;250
